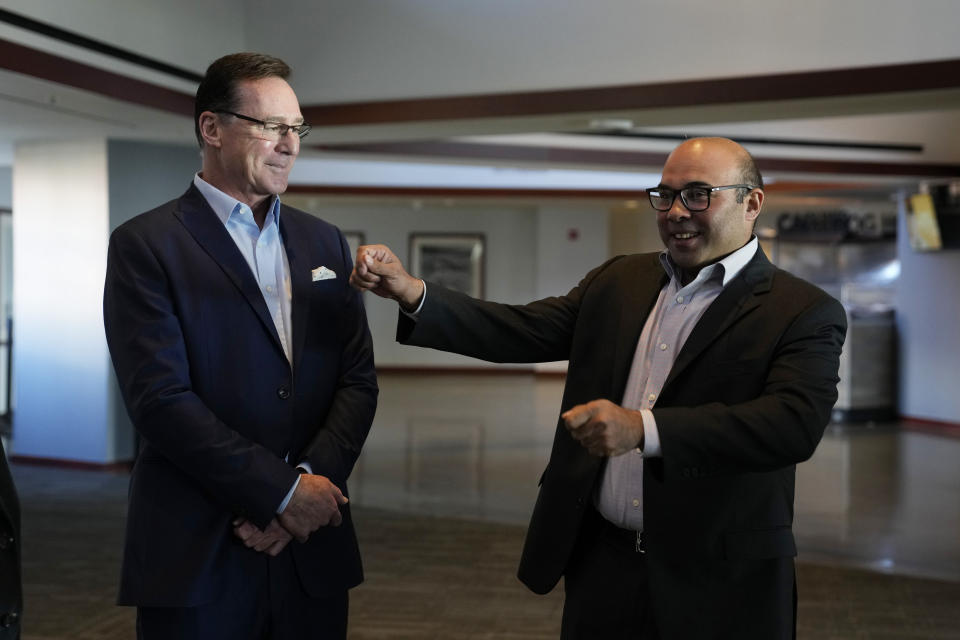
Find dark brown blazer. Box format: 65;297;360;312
399;248;846;639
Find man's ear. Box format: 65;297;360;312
744;188;764;223
198;111;222;149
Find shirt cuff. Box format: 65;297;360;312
639;409;662;457
400;280;427;319
276;463;312;514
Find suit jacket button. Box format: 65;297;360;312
277;387;290;399
0;612;18;627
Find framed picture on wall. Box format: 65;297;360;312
342;231;365;265
408;233;485;299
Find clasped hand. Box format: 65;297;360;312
232;473;347;556
562;399;645;457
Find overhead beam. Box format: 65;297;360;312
314;140;960;178
302;58;960;126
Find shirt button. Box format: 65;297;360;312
647;393;656;402
659;343;667;351
632;499;640;507
676;295;684;303
266;285;273;293
277;387;290;399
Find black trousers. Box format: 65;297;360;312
136;546;348;640
561;508;659;640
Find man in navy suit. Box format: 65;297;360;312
351;138;846;639
104;53;377;639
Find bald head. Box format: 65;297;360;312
655;137;765;284
664;138;763;197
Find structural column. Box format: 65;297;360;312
11;138;197;464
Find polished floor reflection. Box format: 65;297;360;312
354;372;960;582
10;371;960;638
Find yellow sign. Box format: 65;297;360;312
906;193;943;251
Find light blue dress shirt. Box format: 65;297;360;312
595;237;760;531
193;174;293;363
193;174;304;514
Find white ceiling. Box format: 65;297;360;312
1;1;959;192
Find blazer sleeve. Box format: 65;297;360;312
104;223;299;529
297;232;378;487
397;256;625;363
652;292;848;477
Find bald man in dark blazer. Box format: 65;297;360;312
351;138;846;639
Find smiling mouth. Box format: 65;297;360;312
672;232;699;240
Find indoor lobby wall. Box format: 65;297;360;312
0;0;243;78
282;196;609;369
252;0;960;104
12;139;112;463
10;138;198;464
3;0;958;108
895;192;960;425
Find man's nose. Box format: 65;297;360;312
276;129;300;154
667;197;690;221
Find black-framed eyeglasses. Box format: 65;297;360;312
215;110;312;141
645;184;758;212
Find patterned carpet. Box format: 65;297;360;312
12;464;960;639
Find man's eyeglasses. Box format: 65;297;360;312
215;110;312;141
645;184;758;212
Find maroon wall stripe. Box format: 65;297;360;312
302;58;960;126
756;156;960;178
285;182;870;199
286;185;649;199
0;8;203;83
3;33;959;141
316;141;668;167
901;416;960;437
4;33;959;181
375;366;546;376
0;37;194;116
10;454;133;472
315;141;960;178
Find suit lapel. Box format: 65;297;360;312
279;208;313;375
663;248;775;389
173;184;286;355
610;253;669;401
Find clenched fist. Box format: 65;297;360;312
562;399;645;457
349;244;424;311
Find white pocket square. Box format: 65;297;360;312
311;266;336;281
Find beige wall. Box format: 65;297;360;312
283;195;611;368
